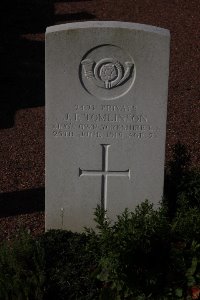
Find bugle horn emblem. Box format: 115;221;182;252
81;58;134;89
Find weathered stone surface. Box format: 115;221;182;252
45;21;170;231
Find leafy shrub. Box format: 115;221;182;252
177;170;200;210
0;143;199;299
86;202;171;299
86;203;200;299
164;142;191;216
0;230;45;300
164;142;200;217
1;200;200;299
40;230;99;300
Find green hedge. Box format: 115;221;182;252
0;143;199;300
0;201;200;300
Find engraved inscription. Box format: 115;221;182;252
80;44;136;100
79;144;130;210
52;104;160;140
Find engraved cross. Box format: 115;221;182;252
79;144;130;211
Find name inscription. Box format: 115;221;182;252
52;104;159;140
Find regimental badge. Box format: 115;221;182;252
80;44;136;100
81;58;134;89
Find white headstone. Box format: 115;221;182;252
45;21;170;231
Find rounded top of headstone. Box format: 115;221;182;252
46;21;170;37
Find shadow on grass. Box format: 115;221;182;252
0;0;96;128
0;188;44;217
